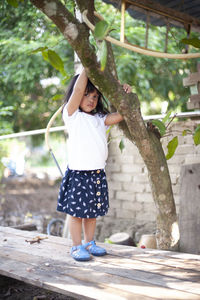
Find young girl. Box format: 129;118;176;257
57;69;131;261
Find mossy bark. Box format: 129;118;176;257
30;0;179;250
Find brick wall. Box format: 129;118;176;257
96;120;200;243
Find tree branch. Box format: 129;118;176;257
30;0;147;141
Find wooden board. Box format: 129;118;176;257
187;95;200;109
183;72;200;86
179;164;200;254
1;226;200;299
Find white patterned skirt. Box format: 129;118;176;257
57;168;109;218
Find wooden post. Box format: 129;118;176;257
145;11;149;49
183;24;191;54
164;20;169;53
183;63;200;110
120;0;126;43
179;164;200;254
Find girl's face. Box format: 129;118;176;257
80;89;99;113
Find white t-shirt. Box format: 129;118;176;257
63;105;108;170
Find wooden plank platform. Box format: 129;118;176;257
0;226;200;300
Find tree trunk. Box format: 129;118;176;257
30;0;179;250
140;131;179;250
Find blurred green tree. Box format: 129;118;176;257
0;1;74;135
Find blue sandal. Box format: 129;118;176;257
70;245;91;261
83;240;107;256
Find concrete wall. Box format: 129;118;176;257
96;120;200;243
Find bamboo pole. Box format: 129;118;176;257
145;11;149;49
83;10;200;59
120;0;126;43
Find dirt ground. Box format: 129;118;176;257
0;275;75;300
0;173;75;300
0;173;63;232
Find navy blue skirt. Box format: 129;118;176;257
57;168;109;218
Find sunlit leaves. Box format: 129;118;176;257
95;0;198;115
0;1;73;135
165;136;178;160
193;124;200;145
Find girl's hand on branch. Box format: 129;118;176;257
123;83;132;94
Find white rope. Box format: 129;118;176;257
45;105;64;151
1;111;200;141
0;125;65;140
82;10;200;60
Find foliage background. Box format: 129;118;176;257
1;0;198;133
0;0;199;178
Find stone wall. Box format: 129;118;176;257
96;120;200;243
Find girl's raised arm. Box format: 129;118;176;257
105;83;132;126
67;69;88;116
105;112;123;126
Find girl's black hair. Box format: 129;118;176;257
62;74;109;116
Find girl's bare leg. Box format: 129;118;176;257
68;215;82;246
83;218;96;243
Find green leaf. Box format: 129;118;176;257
106;125;113;135
99;40;107;71
181;38;200;49
6;0;18;7
193;124;200;145
182;129;192;136
119;138;125;153
52;94;64;101
94;20;110;39
162;110;172;124
47;50;65;73
151;119;166;137
41;50;67;76
42;50;49;62
166;136;178;160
